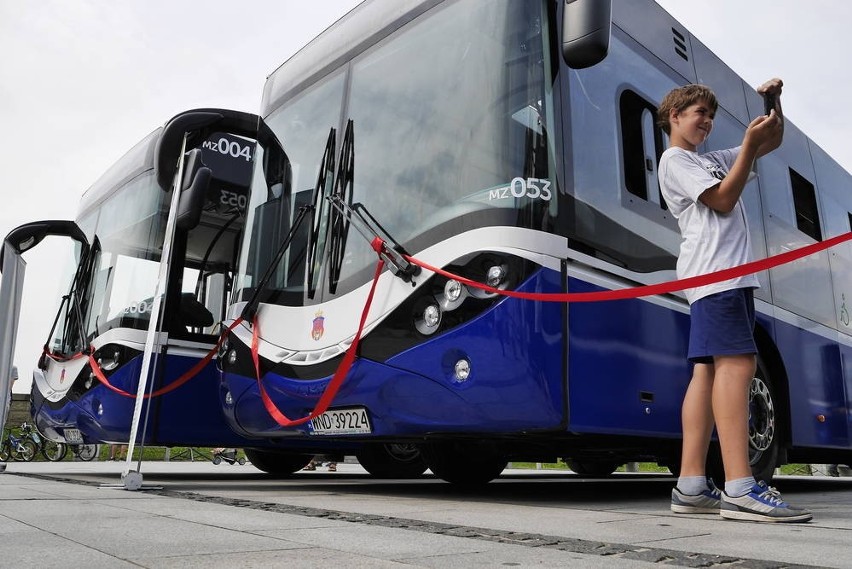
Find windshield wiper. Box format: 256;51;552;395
240;205;311;320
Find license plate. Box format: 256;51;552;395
309;407;371;435
63;428;83;444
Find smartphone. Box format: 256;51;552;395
763;92;776;116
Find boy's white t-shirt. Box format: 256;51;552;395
659;145;760;304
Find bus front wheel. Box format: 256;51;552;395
356;443;428;478
418;442;507;485
244;449;313;475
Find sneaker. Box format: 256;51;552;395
720;481;812;523
671;479;721;514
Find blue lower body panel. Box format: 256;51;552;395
221;267;852;454
32;353;249;447
222;269;565;438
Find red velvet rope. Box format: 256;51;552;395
250;230;852;428
52;231;852;417
404;231;852;302
80;319;243;399
253;255;386;427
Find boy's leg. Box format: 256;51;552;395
679;363;715;477
711;354;755;482
671;363;722;514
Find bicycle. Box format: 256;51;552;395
69;443;99;461
0;427;38;462
20;422;68;461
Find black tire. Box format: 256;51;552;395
42;440;68;462
244;449;313;475
356;443;428;478
419;442;507;485
14;439;38;462
705;357;780;485
0;441;11;461
76;444;98;462
565;459;622;477
212;456;222;465
746;360;780;483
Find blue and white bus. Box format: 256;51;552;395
3;108;330;470
218;0;852;484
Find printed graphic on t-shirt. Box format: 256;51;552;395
705;162;726;181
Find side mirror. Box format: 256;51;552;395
176;149;212;231
1;220;89;268
562;0;612;69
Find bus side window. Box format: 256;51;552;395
619;90;666;209
790;167;822;241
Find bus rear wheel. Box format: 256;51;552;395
356;443;427;478
244;449;313;475
419;442;507;485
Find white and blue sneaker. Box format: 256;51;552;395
720;481;812;523
671;479;721;514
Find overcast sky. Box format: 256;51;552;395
1;0;849;393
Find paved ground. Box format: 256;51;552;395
1;460;850;568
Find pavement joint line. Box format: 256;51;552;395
9;471;821;568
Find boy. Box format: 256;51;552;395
657;80;811;522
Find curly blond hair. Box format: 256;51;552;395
657;84;718;134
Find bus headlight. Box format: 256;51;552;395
486;265;506;287
414;299;442;335
439;279;466;311
454;359;471;382
100;348;122;371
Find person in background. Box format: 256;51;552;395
303;454;337;472
108;443;128;461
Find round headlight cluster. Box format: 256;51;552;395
415;300;442;335
411;255;515;336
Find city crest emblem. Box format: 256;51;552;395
311;310;325;341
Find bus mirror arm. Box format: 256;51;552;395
327;196;420;283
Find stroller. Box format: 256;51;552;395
211;448;246;465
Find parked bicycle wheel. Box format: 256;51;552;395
12;439;37;462
75;444;98;461
42;439;68;462
0;441;10;461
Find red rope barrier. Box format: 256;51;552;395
403;231;852;302
82;319;243;399
248;230;852;427
253;257;386;427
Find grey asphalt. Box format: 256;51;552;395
1;460;850;568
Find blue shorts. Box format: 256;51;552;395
688;288;756;364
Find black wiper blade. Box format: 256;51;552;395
240;205;311;320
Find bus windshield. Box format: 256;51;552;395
81;170;168;339
236;0;558;303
